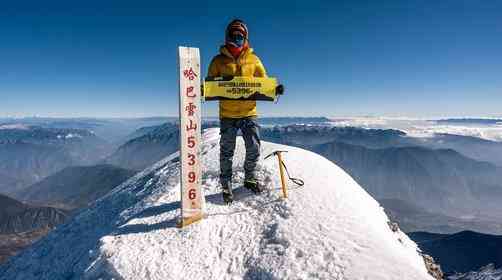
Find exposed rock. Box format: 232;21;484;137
388;221;400;233
0;194;68;234
422;253;444;280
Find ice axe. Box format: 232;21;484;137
265;150;304;199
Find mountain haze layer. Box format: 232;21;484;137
20;165;136;210
105;123;179;171
310;141;502;217
0;126;113;196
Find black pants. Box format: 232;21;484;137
219;117;261;186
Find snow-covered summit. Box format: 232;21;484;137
0;128;433;280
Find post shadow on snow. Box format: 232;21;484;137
113;217;179;235
112;187;284;236
110;190;246;236
112;201;181;235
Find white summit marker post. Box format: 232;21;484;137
177;46;204;228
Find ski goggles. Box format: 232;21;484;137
228;33;246;47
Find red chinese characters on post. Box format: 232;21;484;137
185;102;197;117
186;86;196;98
183;67;198;81
184;83;198;191
186;119;197;131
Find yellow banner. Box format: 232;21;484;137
203;76;278;101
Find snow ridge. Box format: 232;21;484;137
0;128;433;280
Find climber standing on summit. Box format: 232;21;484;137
207;19;267;204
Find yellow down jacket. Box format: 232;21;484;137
207;46;267;119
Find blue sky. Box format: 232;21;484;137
0;0;501;118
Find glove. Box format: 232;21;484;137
276;84;285;95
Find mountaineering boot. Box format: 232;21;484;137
221;184;234;204
244;179;263;194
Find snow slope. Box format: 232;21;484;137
0;128;433;280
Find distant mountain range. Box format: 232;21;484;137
122;123;169;143
19;164;136;210
0;126;113;196
310;140;502;217
0;194;68;264
436;118;502;125
0;194;67;235
409;231;502;275
261;125;502;219
105;123;180;171
105;122;218;171
261;125;408;148
419;133;502;167
0;171;29;199
0;117;174;143
257;117;331;126
380;199;502;234
0;164;135;264
0;163;134;263
261;124;502;166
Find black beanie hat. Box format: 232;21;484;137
225;19;249;42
